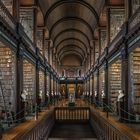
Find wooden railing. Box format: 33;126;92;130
2;109;55;140
55;107;90;121
90;106;140;140
2;101;140;140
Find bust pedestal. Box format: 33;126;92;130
117;97;125;121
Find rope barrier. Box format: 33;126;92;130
86;98;140;122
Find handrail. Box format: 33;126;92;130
55;106;90;121
90;105;140;140
91;99;140;122
1;100;140;140
2;107;55;140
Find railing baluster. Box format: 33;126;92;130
55;107;90;122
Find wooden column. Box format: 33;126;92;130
35;58;40;106
125;0;132;21
98;29;101;56
13;0;19;21
106;4;111;45
92;74;94;93
105;0;110;106
75;80;78;98
33;2;38;44
16;44;24;120
88;78;90;94
104;56;109;106
121;45;129;120
49;74;52;103
66;79;68;98
44;70;47;105
89;48;92;68
97;69;100;101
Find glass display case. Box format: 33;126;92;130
108;59;122;112
23;60;35;115
129;48;140;114
0;45;16;114
110;9;125;42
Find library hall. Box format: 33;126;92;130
0;0;140;140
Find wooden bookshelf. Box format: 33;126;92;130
0;46;16;113
100;30;107;54
95;41;99;62
1;0;13;15
20;8;34;41
130;48;140;114
110;9;125;42
37;29;43;55
109;60;121;112
132;0;140;14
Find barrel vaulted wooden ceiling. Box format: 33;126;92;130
20;0;124;66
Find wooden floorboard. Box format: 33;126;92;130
49;122;97;139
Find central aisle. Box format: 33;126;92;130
48;122;97;140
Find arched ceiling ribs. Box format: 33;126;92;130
44;0;99;25
59;50;84;63
57;43;87;57
53;29;90;47
49;17;94;38
55;38;88;53
57;44;86;58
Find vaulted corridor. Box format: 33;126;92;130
0;0;140;140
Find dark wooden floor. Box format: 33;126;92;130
48;122;97;140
